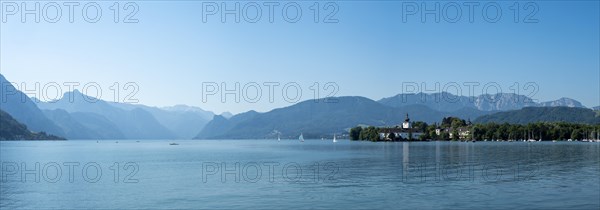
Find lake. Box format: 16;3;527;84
1;140;599;209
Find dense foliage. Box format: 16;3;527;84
350;118;600;141
469;122;600;140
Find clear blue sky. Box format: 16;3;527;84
1;1;598;114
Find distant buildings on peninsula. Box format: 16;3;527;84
365;114;473;141
378;114;424;140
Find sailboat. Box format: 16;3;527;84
333;134;337;143
299;133;304;142
278;133;281;142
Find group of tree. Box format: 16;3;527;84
349;126;381;141
349;116;600;141
469;122;600;141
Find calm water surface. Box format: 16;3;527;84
1;140;599;209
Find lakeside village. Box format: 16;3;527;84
348;114;600;142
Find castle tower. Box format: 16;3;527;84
402;113;411;129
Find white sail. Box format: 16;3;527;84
333;134;337;143
278;133;281;141
299;133;304;142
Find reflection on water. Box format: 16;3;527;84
1;140;599;209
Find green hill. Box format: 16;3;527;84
195;96;448;139
474;107;600;124
0;109;65;140
0;74;65;136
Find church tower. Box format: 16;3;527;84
402;113;411;129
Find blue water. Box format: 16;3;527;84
1;140;599;209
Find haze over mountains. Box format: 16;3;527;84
0;74;65;136
1;74;214;139
34;90;215;139
0;74;596;140
0;109;64;140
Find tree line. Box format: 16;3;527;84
349;117;600;141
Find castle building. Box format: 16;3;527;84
402;113;411;129
379;113;424;141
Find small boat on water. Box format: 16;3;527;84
333;134;337;143
299;133;304;142
169;142;179;145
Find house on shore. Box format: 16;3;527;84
449;127;471;140
435;119;472;140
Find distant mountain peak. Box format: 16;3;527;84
538;97;584;108
220;112;233;119
50;89;102;104
162;104;209;113
379;92;584;112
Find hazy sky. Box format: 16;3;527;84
1;1;598;114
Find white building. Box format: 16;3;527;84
378;114;424;141
402;113;411;129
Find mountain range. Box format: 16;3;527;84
34;90;215;139
0;109;64;140
0;74;596;140
108;103;214;139
196;97;474;139
0;74;65;136
474;107;600;124
194;93;593;139
377;92;585;112
1;74;214;140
